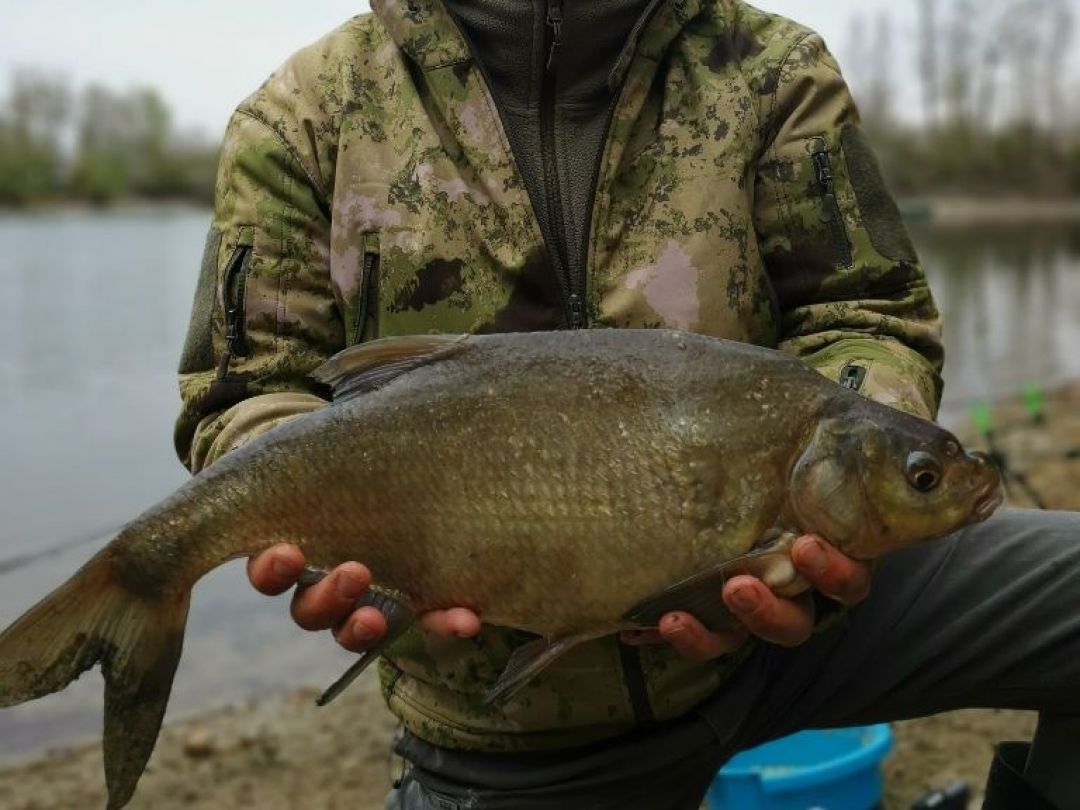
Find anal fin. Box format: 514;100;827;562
483;635;592;708
315;583;416;707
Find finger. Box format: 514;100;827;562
247;544;306;596
620;629;665;646
290;562;373;631
657;612;749;662
418;608;483;639
791;535;872;606
723;576;815;648
332;606;389;653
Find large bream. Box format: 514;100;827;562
0;330;1001;809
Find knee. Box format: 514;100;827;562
976;508;1080;556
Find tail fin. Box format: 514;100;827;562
0;550;190;810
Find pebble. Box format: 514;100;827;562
182;729;217;760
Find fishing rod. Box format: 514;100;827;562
0;525;114;577
966;386;1080;510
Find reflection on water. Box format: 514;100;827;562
0;210;355;762
0;210;1077;761
916;223;1080;420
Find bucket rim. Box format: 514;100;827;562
717;725;894;791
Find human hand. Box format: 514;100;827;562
622;535;871;661
247;544;482;652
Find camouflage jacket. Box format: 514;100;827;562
176;0;944;752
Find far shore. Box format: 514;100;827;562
902;196;1080;225
0;199;211;218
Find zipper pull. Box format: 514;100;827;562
225;309;239;350
812;150;832;190
546;0;562;71
568;293;586;330
812;150;837;222
812;151;835;195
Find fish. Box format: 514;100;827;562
0;330;1002;809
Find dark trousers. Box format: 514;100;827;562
387;509;1080;809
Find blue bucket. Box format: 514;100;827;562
707;725;894;810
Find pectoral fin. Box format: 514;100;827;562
316;588;416;707
622;532;805;631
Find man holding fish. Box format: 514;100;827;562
0;2;1073;810
177;2;1078;808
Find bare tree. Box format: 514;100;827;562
916;0;941;128
865;13;896;128
943;0;977;128
845;13;869;96
1042;0;1075;136
7;70;71;151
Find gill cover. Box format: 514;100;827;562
789;417;878;557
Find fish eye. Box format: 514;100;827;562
906;451;942;492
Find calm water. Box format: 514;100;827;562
0;210;1077;760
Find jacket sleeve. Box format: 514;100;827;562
175;90;343;472
753;31;945;420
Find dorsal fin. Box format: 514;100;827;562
312;334;470;401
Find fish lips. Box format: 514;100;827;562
972;484;1005;523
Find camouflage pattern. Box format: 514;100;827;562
176;0;944;752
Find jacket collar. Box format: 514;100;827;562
372;0;707;74
371;0;470;70
609;0;702;89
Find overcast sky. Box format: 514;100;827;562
0;1;1011;137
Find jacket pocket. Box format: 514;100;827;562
217;226;255;377
840;122;919;264
809;138;853;270
354;234;381;344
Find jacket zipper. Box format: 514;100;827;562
810;143;853;269
439;3;580;331
355;249;381;344
586;0;666;731
541;0;585;330
217;244;252;377
583;0;665;334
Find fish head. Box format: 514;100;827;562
789;399;1003;559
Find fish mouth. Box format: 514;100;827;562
972;485;1004;523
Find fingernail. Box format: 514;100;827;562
335;573;366;600
352;624;376;643
798;539;828;576
729;586;757;613
663;615;685;636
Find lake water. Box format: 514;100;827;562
0;209;1077;761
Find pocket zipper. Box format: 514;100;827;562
355;249;381;344
217;244;252;377
810;143;854;269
